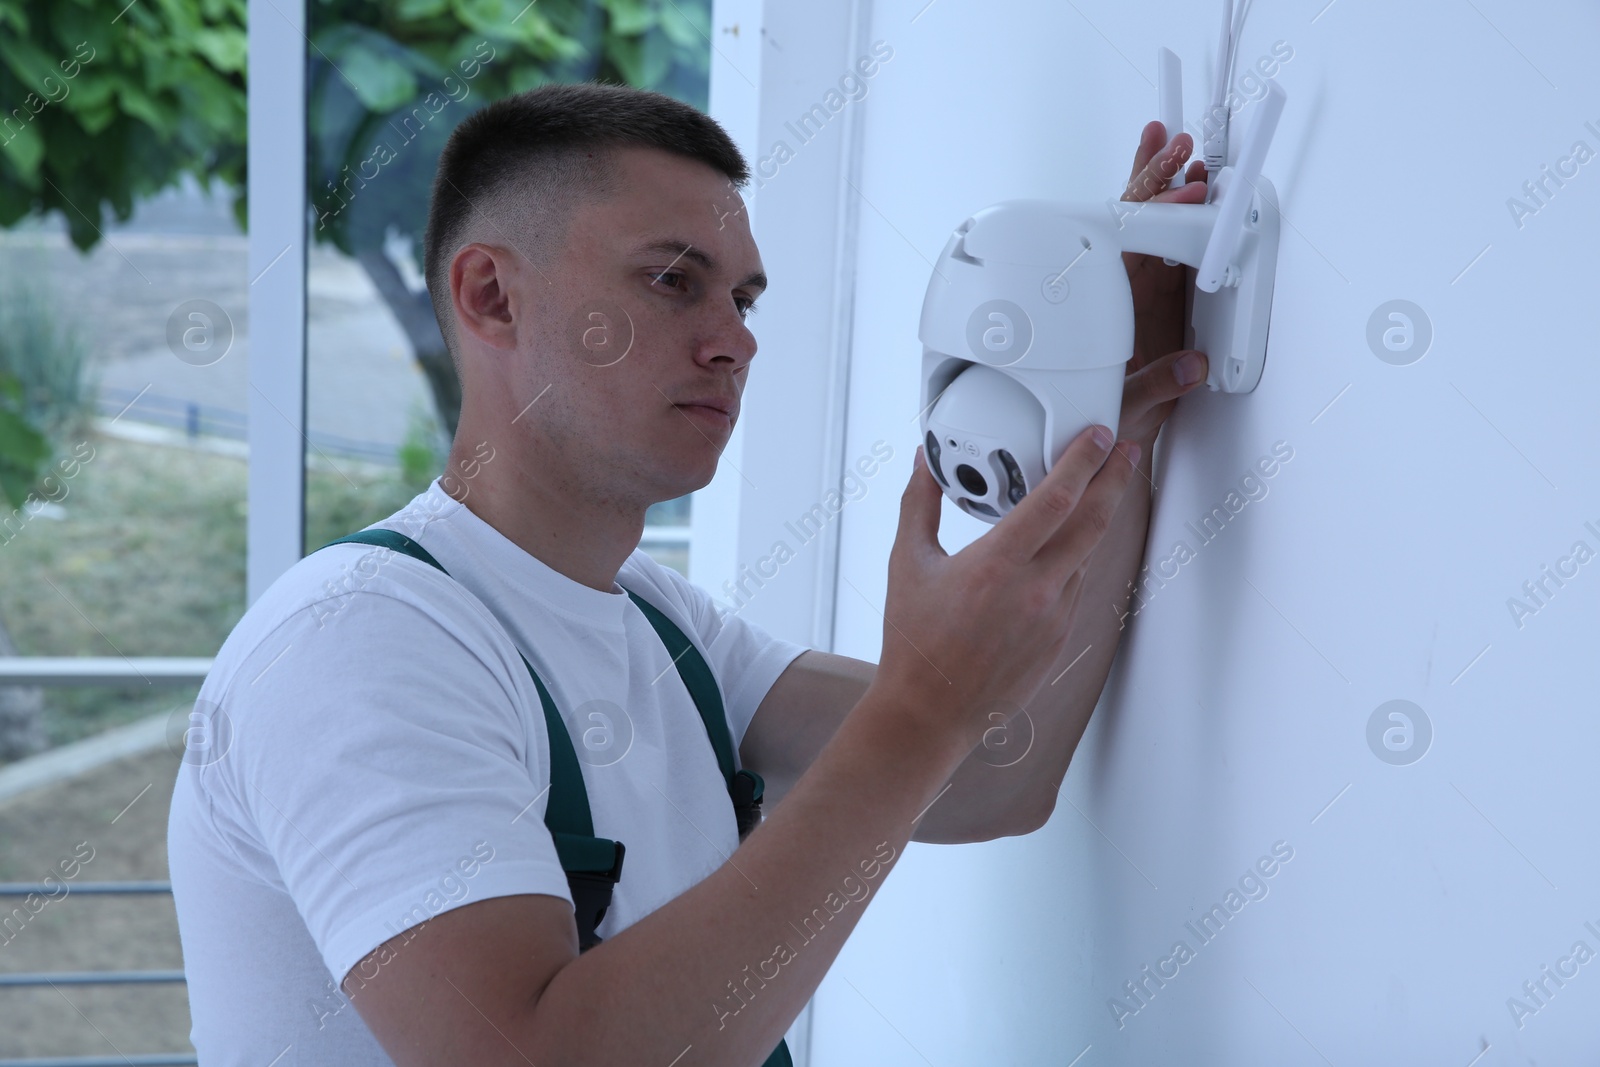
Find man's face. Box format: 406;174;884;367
512;145;765;510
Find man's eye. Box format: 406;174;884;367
738;299;760;318
649;270;686;290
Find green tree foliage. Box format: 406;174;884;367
0;373;49;508
0;0;249;246
0;0;712;436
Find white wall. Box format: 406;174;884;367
732;0;1600;1062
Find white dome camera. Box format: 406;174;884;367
924;363;1048;522
917;64;1286;525
918;204;1136;525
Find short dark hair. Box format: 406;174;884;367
423;81;750;359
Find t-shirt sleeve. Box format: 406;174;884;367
627;552;811;751
212;558;573;987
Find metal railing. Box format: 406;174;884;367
0;660;212;687
0;880;197;1065
96;385;403;465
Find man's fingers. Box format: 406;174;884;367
989;424;1118;564
1125;130;1194;202
1034;440;1142;583
1127;121;1167;186
1151;178;1208;206
1126;350;1209;412
895;445;948;563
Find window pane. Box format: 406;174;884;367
0;6;250;1057
0;184;247;757
302;2;712;577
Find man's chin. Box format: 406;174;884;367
649;452;719;503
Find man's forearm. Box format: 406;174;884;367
913;443;1158;841
522;683;973;1066
1025;442;1157;796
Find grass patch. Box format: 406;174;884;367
0;427;690;758
0;432;420;754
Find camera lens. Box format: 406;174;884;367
955;463;987;496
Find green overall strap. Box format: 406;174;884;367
317;530;615;874
620;590;794;1067
321;530;789;1065
619;590;739;785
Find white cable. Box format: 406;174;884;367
1203;0;1234;181
1210;0;1232;107
1224;0;1253;138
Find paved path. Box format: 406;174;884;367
1;179;438;461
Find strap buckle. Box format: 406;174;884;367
552;836;626;953
731;768;765;840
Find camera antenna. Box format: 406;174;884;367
1158;47;1186;190
1195;78;1284;293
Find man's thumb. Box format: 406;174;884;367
896;445;943;552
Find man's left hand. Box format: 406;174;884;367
1117;120;1211;452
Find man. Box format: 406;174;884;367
168;81;1208;1065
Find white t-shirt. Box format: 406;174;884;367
167;481;809;1065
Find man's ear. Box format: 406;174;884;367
450;243;520;352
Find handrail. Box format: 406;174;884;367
0;1058;197;1067
0;971;185;987
0;883;195;1067
0;882;173;895
0;660;211;687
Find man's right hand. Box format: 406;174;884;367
873;425;1142;747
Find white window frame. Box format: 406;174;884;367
246;0;307;604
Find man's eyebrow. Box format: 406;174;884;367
631;237;767;292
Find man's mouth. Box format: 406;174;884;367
676;402;733;429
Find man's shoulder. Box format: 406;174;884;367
255;535;474;628
617;548;722;636
208;529;522;694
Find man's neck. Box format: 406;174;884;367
440;440;645;595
